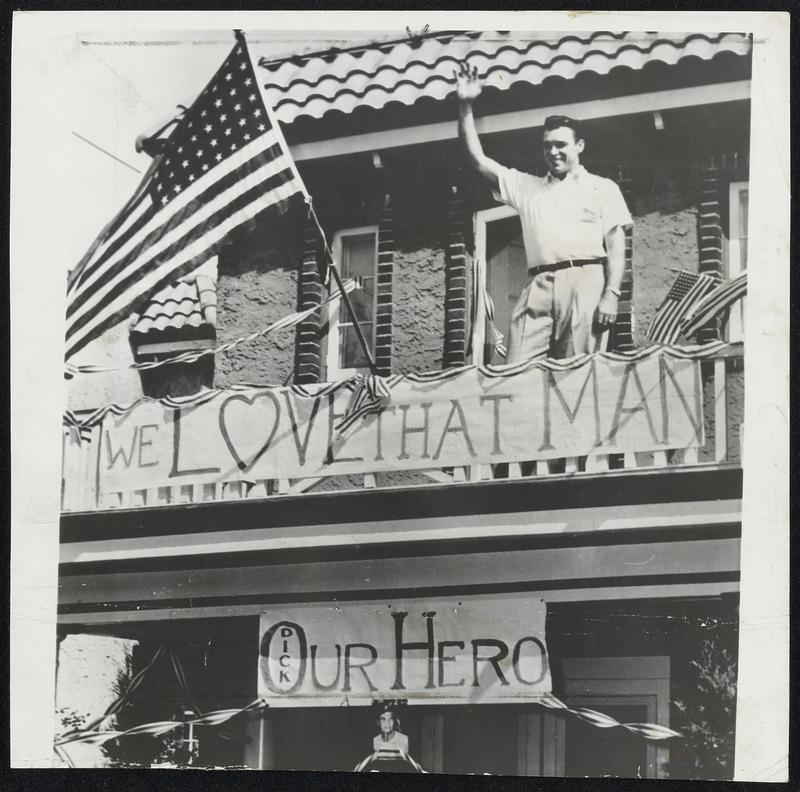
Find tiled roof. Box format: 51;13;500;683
259;30;751;125
131;275;217;336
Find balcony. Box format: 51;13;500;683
61;345;743;514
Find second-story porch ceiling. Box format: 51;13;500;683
258;31;751;126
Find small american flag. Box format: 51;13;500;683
681;270;747;338
66;32;306;361
646;270;721;344
482;281;508;360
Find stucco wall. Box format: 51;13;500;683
55;634;137;767
630;175;699;348
66;318;143;412
215;212;304;387
390;178;447;374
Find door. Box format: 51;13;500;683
475;206;527;365
442;704;521;776
563;702;650;778
544;656;671;778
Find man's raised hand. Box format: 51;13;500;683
455;59;500;191
454;61;482;104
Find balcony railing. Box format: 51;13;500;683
61;346;743;512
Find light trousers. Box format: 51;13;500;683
506;264;606;363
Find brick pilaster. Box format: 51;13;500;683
606;166;635;352
443;184;469;368
697;160;724;343
294;216;323;384
373;194;394;376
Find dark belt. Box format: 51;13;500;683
527;257;607;278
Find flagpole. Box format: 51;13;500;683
239;28;379;377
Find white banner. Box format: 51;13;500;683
97;348;704;493
257;596;551;705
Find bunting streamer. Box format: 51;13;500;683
65;279;358;378
64;369;368;439
334;373;392;432
54;698;269;749
79;645;167;733
536;693;682;741
400;339;727;385
62;340;728;434
54;693;680;757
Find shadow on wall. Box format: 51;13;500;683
215;201;306;387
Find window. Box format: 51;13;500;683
726;181;748;342
326;226;378;376
129;271;217;398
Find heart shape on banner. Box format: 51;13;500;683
218;391;282;473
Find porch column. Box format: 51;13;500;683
607;166;635;352
294;217;323;384
697;159;724;343
374;193;395;376
243;709;277;770
420;711;444;773
443;184;469;368
517;710;543;775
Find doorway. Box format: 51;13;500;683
272;705;424;772
473;206;526;365
563;702;649;778
442;704;521;776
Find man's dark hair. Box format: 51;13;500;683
543;115;582;141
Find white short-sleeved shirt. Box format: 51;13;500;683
493;165;633;271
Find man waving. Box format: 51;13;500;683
456;62;633;362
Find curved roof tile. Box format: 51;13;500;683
131;275;217;336
259;30;751;125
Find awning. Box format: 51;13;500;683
259;31;751;125
130;274;217;338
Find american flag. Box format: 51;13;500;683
481;277;507;360
645;270;721;344
681;270;747;338
66;32;307;361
